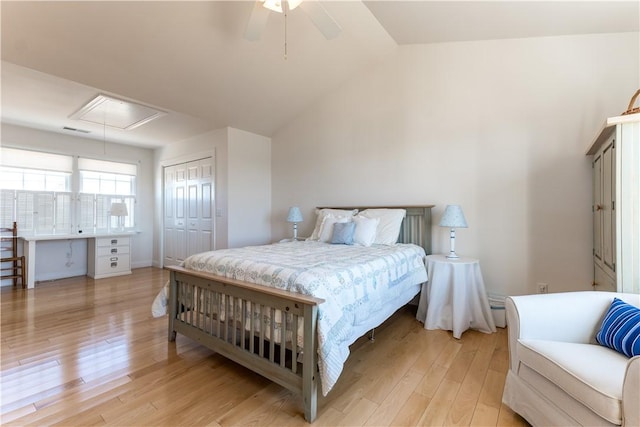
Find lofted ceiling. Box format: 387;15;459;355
1;1;638;149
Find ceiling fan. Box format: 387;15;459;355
244;0;342;42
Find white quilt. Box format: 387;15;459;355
154;241;427;394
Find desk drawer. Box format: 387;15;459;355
96;245;130;256
95;254;130;274
96;237;130;247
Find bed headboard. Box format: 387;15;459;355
317;205;434;255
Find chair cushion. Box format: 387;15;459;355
518;339;629;424
596;297;640;357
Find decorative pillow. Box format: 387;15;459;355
596;298;640;358
318;215;351;243
359;208;406;245
308;208;357;241
330;222;356;245
352;215;379;247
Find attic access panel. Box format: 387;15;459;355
70;94;166;130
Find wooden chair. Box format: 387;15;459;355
1;222;26;288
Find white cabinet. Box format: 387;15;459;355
88;236;131;279
587;113;640;293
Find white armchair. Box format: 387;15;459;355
502;291;640;426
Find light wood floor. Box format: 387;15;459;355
1;267;528;426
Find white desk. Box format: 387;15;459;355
20;232;134;289
417;254;496;339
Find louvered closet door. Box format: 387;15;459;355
163;158;213;267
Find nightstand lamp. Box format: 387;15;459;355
439;204;468;259
287;206;303;241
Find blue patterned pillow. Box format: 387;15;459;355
596;298;640;357
330;222;355;245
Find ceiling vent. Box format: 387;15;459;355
62;126;90;134
70;94;166;130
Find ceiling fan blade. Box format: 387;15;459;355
299;1;342;40
244;1;271;41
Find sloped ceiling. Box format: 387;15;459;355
1;1;637;148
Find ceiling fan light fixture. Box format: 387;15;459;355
262;0;282;13
262;0;302;13
288;0;303;10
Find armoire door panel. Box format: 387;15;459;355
593;154;602;262
602;143;614;271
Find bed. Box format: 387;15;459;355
160;205;433;422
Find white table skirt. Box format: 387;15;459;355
417;255;496;339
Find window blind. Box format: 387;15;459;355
0;148;73;173
78;158;137;175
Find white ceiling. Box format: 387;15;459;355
1;1;638;149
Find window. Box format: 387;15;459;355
78;157;137;232
0;148;137;234
0;148;72;192
78;157;137;195
0;167;71;192
0;148;73;234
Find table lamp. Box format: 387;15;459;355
439;205;468;259
287;206;303;240
110;202;128;231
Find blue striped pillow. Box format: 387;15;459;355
596;298;640;358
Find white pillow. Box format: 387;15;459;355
352;215;379;247
318;216;351;243
359;208;406;245
308;208;357;241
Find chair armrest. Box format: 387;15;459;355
623;356;640;426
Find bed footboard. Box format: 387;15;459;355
167;266;324;422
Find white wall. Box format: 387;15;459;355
228;128;271;248
1;123;155;280
271;32;640;297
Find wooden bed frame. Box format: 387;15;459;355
167;205;433;422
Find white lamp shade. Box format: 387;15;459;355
439;205;467;228
110;202;128;217
287;206;303;223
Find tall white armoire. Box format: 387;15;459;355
586;113;639;293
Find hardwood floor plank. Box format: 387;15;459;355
477;368;507;410
470;402;500;426
389;391;431;427
414;339;461;399
364;368;423;426
0;267;528;427
338;397;378;427
417;377;461;426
